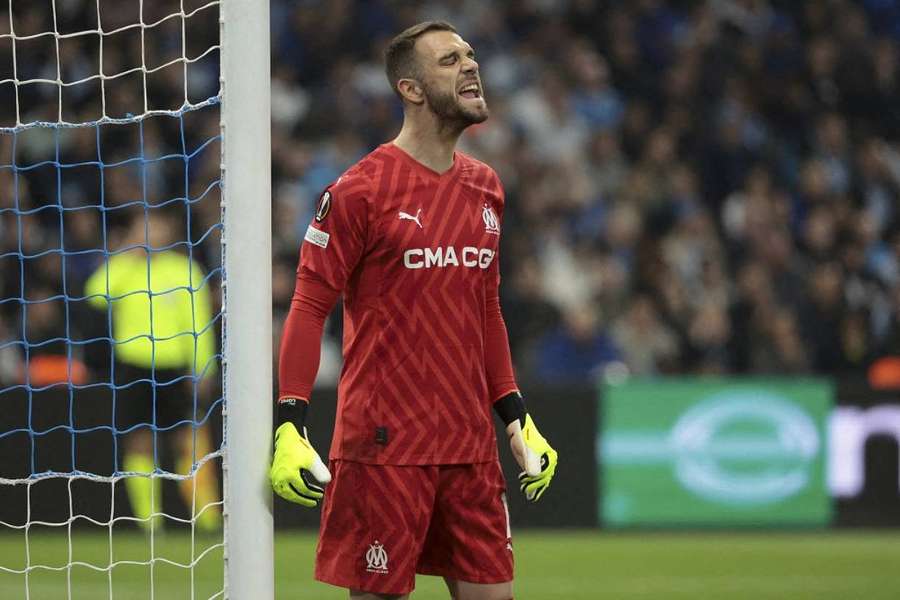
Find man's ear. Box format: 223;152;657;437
397;78;425;105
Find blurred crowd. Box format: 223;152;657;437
270;0;900;385
0;0;222;387
4;0;900;389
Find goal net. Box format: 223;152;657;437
0;1;264;597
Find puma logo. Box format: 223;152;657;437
398;209;423;228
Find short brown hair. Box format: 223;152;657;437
384;20;457;99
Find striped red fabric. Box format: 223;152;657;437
289;143;517;465
315;460;513;595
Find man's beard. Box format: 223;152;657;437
424;84;488;132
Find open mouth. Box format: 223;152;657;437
458;82;481;99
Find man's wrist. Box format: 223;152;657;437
493;391;526;428
277;396;309;434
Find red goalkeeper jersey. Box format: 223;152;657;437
279;143;518;465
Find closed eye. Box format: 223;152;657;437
439;48;475;66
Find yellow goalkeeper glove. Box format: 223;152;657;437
495;392;558;502
269;401;332;507
507;414;558;502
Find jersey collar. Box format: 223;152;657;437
382;143;462;180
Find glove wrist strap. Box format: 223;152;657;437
277;397;308;434
494;391;526;428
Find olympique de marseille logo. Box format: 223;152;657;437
365;540;389;574
482;204;500;235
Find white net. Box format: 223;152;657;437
0;1;225;597
1;0;220;127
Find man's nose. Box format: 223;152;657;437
462;56;478;74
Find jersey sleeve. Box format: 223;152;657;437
298;173;371;293
277;274;340;402
277;171;370;402
484;172;519;401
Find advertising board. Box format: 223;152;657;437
600;379;833;526
831;386;900;526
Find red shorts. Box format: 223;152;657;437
315;459;514;595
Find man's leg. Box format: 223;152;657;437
443;578;513;600
122;428;161;532
417;463;514;598
350;590;409;600
316;462;437;597
115;364;161;532
175;423;222;531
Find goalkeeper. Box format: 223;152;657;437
271;20;557;600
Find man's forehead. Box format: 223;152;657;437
416;30;472;59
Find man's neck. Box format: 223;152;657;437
392;112;463;174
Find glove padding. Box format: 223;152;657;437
506;414;557;502
269;422;332;507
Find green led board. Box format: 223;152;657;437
600;379;833;527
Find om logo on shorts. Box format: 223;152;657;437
365;540;389;574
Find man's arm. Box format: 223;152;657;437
484;277;519;402
270;179;369;507
487;281;558;502
278;276;340;403
270;274;339;507
483;174;518;402
484;175;558;502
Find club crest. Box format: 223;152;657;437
482;203;500;235
365;540;388;574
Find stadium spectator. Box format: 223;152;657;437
535;303;621;382
3;0;900;388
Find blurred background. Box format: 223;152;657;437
2;0;900;598
7;0;900;385
264;0;900;385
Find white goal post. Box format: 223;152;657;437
220;0;274;598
